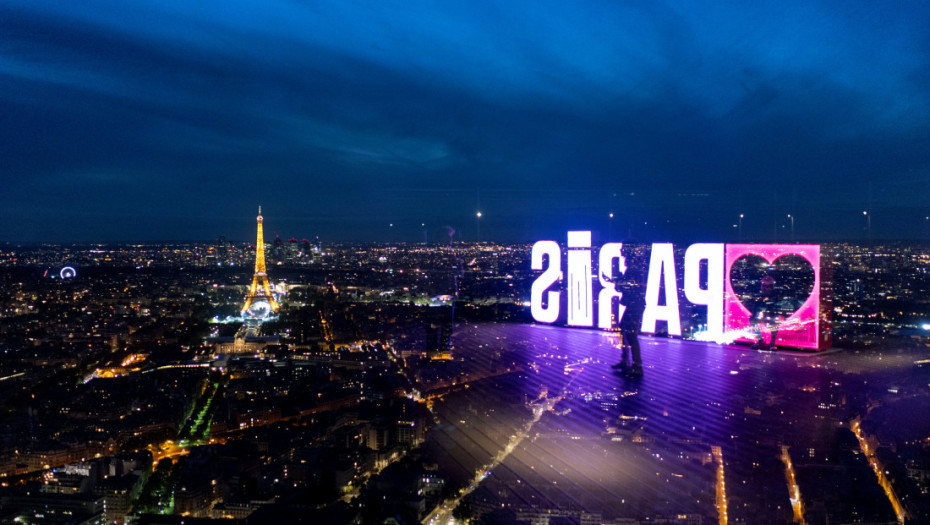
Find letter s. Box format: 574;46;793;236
531;240;561;323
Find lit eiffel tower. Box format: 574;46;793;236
242;206;279;317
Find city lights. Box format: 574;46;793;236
2;0;929;522
0;237;928;523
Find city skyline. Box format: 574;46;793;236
2;1;930;242
0;239;928;523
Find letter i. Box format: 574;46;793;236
567;231;593;326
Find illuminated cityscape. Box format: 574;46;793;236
2;1;930;524
0;233;928;524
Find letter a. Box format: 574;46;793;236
641;243;682;336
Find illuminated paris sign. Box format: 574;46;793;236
530;232;832;350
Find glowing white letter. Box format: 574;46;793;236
684;243;724;341
531;240;561;323
597;243;626;329
567;231;593;326
641;243;681;336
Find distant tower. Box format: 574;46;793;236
242;206;279;316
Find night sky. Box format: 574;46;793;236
2;1;930;243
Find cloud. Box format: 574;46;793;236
1;0;929;241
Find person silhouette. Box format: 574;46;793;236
610;267;644;377
613;312;643;376
750;274;780;350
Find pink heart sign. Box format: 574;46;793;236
723;244;830;350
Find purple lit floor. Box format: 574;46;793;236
423;323;928;523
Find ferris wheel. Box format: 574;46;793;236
59;266;77;279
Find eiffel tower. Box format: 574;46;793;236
241;206;279;316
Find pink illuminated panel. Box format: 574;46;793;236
724;244;827;350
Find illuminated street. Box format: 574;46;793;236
424;383;571;525
148;441;189;463
713;446;727;525
851;418;907;524
780;445;807;525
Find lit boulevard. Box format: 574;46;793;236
780;445;807;525
712;446;727;525
423;388;568;525
850;418;908;524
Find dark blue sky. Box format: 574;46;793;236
2;1;929;242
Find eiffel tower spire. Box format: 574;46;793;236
242;206;279;316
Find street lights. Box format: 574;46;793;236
787;214;794;242
738;214;744;241
608;212;614;239
476;211;482;242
